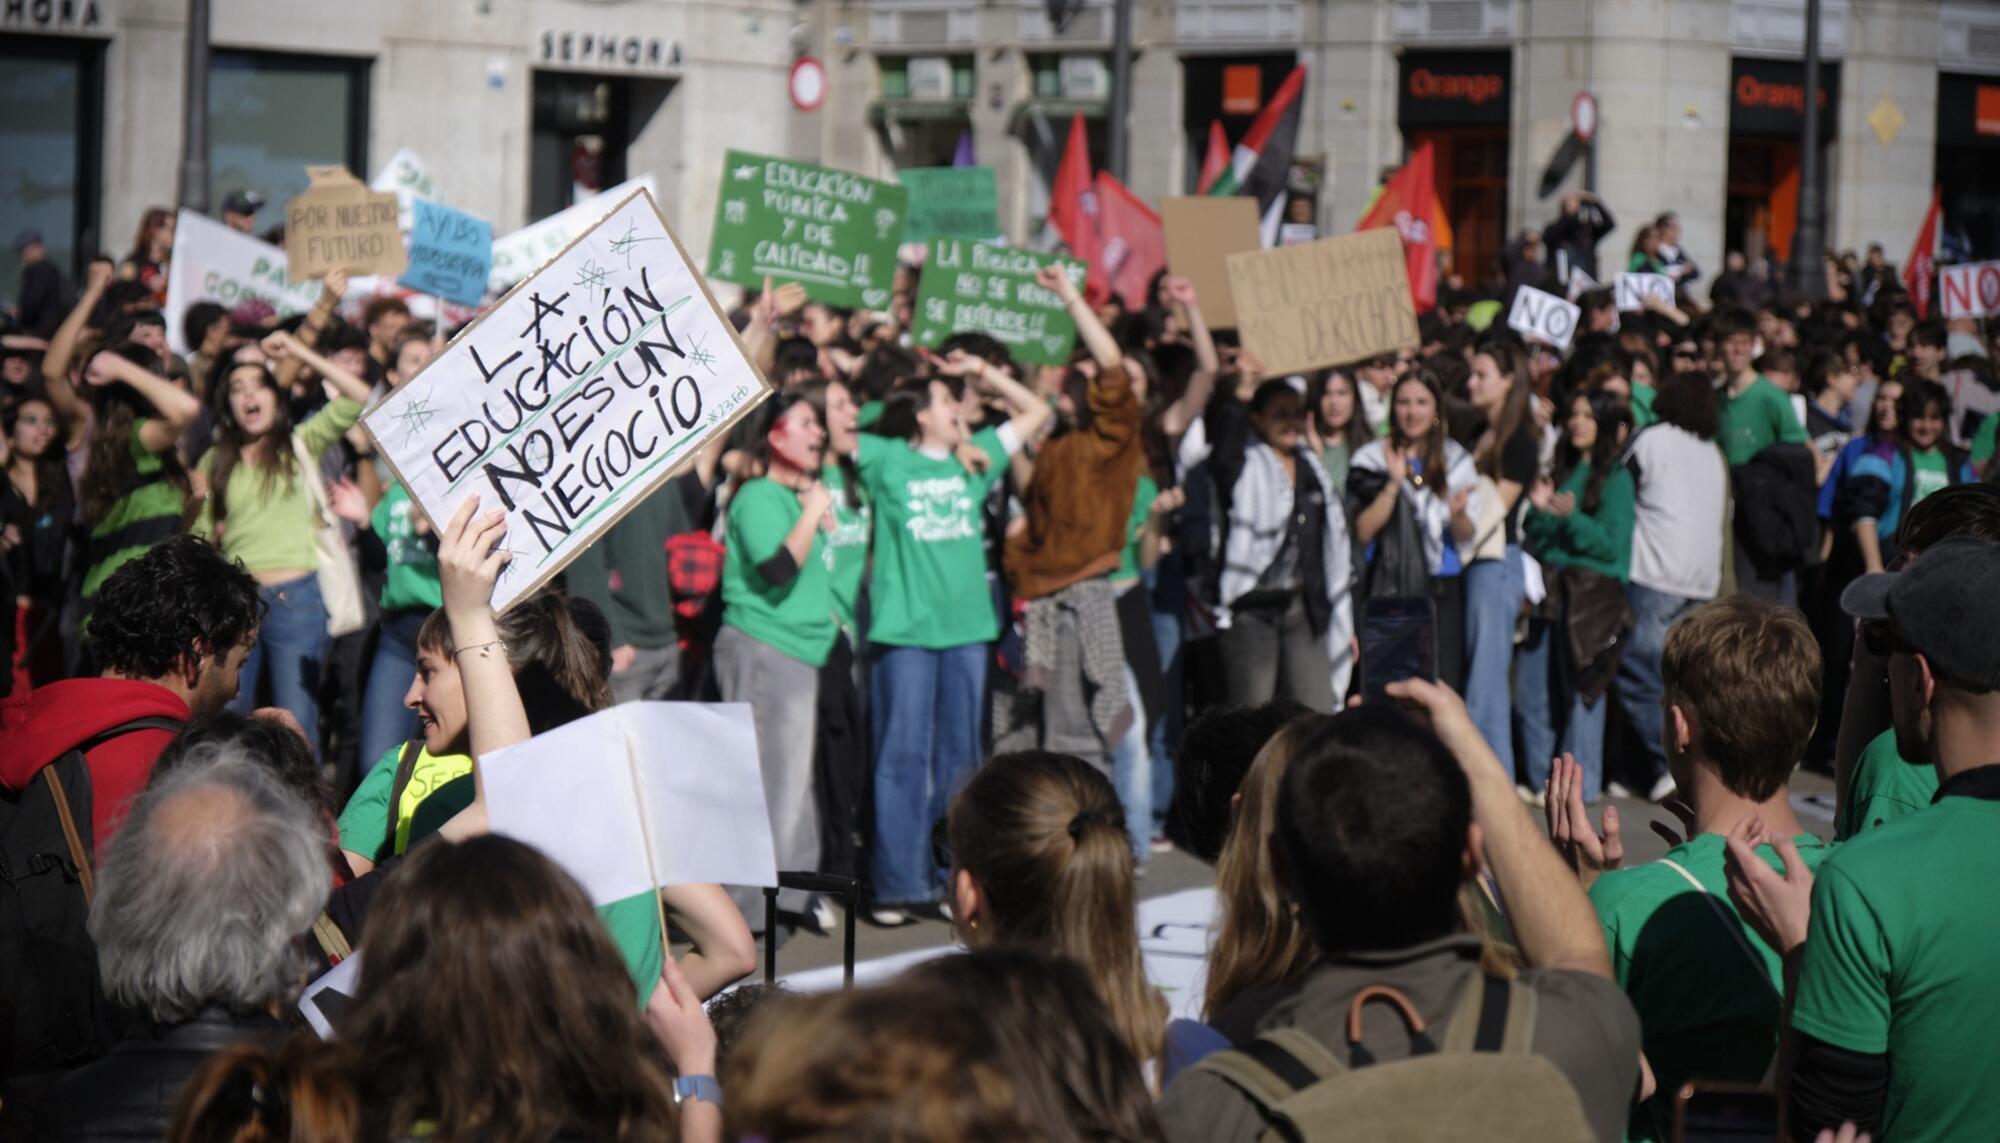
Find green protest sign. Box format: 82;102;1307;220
910;239;1085;366
707;150;906;309
899;167;1000;244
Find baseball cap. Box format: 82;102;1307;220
11;228;43;252
1842;538;2000;690
222;189;265;216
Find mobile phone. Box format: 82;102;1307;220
1672;1081;1778;1143
1360;595;1437;705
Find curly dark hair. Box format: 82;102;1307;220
87;535;262;679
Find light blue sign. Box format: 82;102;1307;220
400;197;493;307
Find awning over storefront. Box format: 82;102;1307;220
867;98;974;132
1007;96;1107;137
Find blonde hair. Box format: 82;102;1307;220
1662;595;1821;800
1203;715;1325;1021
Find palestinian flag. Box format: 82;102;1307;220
1207;63;1306;246
1196;121;1229;195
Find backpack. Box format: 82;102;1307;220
0;715;183;1078
1194;974;1596;1143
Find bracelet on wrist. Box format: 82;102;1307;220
453;639;506;661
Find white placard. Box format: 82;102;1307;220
1566;266;1598;301
1614;271;1674;313
299;953;363;1040
163;210;323;356
1508;285;1581;351
488;175;657;292
363;189;768;612
481;703;779;906
371;148;441;236
1940;260;2000;321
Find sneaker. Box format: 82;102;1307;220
865;906;915;928
809;896;839;935
1604;781;1636;799
1516;784;1546;808
1150;834;1174;855
1647;774;1678;803
907;899;953;924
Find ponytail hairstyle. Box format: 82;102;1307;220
1390;371;1451;491
794;379;860;510
81;342;191;524
1472;340;1533;479
945;751;1167;1070
743;386;825;481
871;373;965;444
1552;391;1633;517
168;1039;356;1143
415;586;611;732
206;358;299;528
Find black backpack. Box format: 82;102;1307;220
0;715;182;1078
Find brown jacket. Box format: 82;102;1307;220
1004;359;1145;601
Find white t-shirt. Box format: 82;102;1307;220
1623;422;1727;600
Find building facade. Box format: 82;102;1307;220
4;0;1998;305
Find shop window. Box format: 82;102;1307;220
209;50;369;235
0;35;101;299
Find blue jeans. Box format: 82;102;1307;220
229;574;329;755
1107;663;1150;864
870;642;987;904
359;607;425;774
1613;583;1702;786
1145;568;1183;836
1515;617;1609;798
1464;546;1524;772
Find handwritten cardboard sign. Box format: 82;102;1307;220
1614;272;1673;312
399;198;493;307
1941;261;2000;320
707;150;907;309
163;209;322;356
285;165;407;282
1508;284;1581;351
1226;227;1420;375
1162;196;1262;329
363;189;771;612
899;166;1001;244
909;239;1086;365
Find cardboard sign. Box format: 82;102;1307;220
1614;272;1673;312
909;239;1085;366
1508;285;1581;351
284;166;407;282
371;148;440;235
898;166;1001;244
163;209;323;356
1941;260;2000;320
1162;196;1262;329
707;150;907;309
483;703;778;906
399;198;493;307
362;189;770;612
489;176;656;292
1226;227;1420;375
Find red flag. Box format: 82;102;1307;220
1196;120;1229;195
1049;113;1099;273
1093;172;1165;311
1905;185;1941;319
1357;141;1441;314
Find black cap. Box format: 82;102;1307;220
11;228;42;252
1842;538;2000;691
222;189;264;216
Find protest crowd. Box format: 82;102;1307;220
5;102;2000;1143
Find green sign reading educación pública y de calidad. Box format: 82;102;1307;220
706;150;907;310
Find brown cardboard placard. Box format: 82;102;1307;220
284;165;407;282
1226;227;1420;375
1161;196;1261;328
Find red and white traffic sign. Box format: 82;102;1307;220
1572;91;1598;142
790;57;828;112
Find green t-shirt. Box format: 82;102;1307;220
1908;446;1951;505
822;461;872;637
856;399;884;430
1837;728;1939;841
856;427;1012;649
1630;382;1658;429
721;477;837;667
1590;831;1836;1143
82;419;187;602
1792;792;2000;1143
1520;460;1636;582
338;743;662;1001
372;479;442;613
1716;376;1807;467
1971;412;1997;469
1113;474;1158;583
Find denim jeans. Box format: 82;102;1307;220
1106;663;1150;864
358;607;425;774
1613;582;1702;786
1514;616;1609;798
1464;546;1524;772
1218;593;1335;712
1144;568;1183;836
870;641;987;904
229;573;329;755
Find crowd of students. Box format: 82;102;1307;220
2;190;1998;1141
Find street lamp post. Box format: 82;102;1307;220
1791;0;1824;298
179;0;211;213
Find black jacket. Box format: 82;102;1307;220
1544;200;1616;284
1732;442;1820;578
36;1008;285;1141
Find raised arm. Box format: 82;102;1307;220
1353;447;1407;544
42;261;113;446
85;351;201;455
943;351;1050;451
1039;262;1121;377
278;268;348;394
262;328;372;406
1160;276;1219;438
742;277;807;380
439;494;531;771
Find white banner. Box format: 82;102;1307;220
1508;285;1581;352
488;175;658;293
363;189;767;611
163;209;322;356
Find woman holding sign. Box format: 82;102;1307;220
193;329;370;751
716;390;837;926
